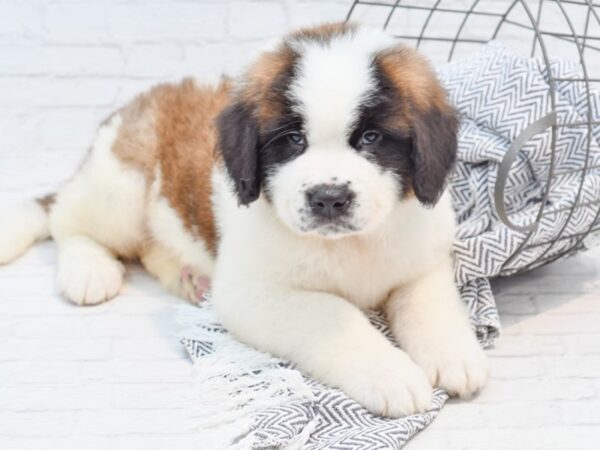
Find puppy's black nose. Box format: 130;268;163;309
306;184;353;219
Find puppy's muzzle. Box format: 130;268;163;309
306;184;353;220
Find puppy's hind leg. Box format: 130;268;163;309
50;115;148;305
141;244;211;303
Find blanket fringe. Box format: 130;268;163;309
176;304;315;448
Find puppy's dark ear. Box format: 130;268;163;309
411;102;458;206
216;101;261;205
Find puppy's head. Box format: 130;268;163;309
217;22;458;238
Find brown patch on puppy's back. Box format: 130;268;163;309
111;90;160;179
155;78;232;254
111;78;232;255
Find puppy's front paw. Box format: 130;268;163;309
412;333;489;398
336;348;433;418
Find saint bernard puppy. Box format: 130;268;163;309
0;23;488;417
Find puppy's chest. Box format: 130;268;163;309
298;234;429;310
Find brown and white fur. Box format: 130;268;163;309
0;23;488;417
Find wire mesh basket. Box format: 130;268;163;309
347;0;600;274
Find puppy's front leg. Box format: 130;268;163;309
386;257;489;398
213;284;432;417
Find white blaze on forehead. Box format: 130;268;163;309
290;28;394;145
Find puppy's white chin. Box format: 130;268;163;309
288;217;386;240
305;227;362;240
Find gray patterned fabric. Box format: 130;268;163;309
178;42;600;449
448;42;600;348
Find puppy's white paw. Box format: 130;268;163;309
57;238;124;305
412;333;489;398
336;347;433;417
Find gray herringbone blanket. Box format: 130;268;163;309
178;42;600;449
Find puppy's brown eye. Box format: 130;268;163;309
361;130;381;146
287;132;305;146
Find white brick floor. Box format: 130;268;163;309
1;242;599;449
